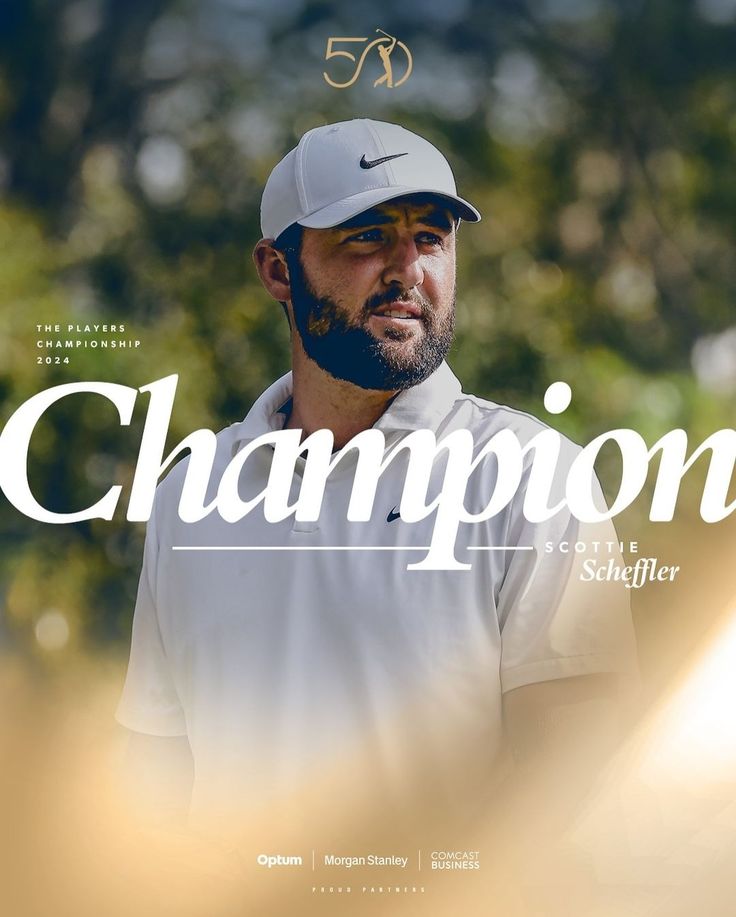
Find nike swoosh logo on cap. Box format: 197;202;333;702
360;153;408;169
387;506;401;523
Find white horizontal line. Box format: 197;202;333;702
171;545;533;552
173;546;430;551
468;546;534;551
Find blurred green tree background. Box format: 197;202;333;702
1;0;735;661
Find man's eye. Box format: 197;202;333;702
417;232;443;246
347;229;384;243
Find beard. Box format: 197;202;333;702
286;253;455;392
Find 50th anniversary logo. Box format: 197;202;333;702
323;29;412;89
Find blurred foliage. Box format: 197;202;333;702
1;0;736;658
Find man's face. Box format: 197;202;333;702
286;196;457;391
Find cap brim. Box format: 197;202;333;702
297;186;481;230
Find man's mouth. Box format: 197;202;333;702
370;301;424;321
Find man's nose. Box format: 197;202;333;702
381;236;424;290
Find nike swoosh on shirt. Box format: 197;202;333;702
387;507;401;523
360;153;408;169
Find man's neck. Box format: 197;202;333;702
286;342;398;448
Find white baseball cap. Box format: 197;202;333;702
260;118;482;241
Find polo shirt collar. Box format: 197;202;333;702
231;361;462;447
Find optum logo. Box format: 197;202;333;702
256;854;303;868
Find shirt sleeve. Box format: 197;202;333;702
115;505;187;736
497;463;639;696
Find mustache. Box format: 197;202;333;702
362;288;432;318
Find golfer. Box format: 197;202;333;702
117;119;637;825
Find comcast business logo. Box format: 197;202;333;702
323;30;413;89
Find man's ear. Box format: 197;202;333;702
253;239;291;303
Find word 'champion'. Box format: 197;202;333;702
1;375;735;571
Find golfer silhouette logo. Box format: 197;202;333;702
323;30;413;89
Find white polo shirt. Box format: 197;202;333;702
117;362;637;820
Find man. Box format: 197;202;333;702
374;29;397;88
117;119;637;830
